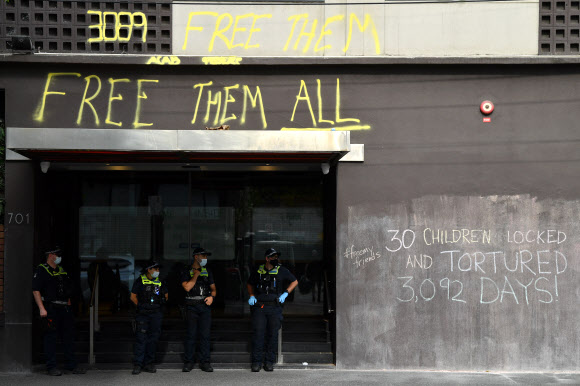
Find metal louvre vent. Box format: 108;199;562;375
539;0;580;54
1;0;172;54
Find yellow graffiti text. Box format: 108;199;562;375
192;82;267;129
315;15;344;53
77;75;102;126
133;79;159;129
87;11;147;43
280;125;370;131
335;78;359;124
34;72;81;122
287;78;367;131
204;90;222;126
106;78;130;127
284;13;380;54
147;56;181;65
343;14;381;54
241;85;267;129
285;14;318;53
291;80;316;126
34;74;367;132
202;56;243;65
37;73;158;128
221;84;239;124
181;12;272;52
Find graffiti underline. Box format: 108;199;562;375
281;125;371;131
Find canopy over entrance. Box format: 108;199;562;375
6;128;352;164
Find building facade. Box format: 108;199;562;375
0;0;579;372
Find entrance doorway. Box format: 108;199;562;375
36;168;335;366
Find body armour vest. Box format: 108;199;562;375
40;263;73;301
186;268;210;298
255;264;280;296
138;274;163;309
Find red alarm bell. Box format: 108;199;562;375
480;100;494;115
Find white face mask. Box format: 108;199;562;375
54;256;62;265
200;259;208;267
151;271;160;278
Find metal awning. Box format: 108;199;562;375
6;128;355;164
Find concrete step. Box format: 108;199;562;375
73;340;332;353
44;351;334;365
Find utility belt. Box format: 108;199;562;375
255;300;280;307
185;296;206;306
48;300;69;308
137;307;162;315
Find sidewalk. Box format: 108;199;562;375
0;368;578;385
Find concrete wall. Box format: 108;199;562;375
173;1;539;56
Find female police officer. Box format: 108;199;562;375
130;261;168;375
247;248;298;372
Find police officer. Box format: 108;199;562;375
181;247;216;373
130;261;168;375
32;247;86;376
247;248;298;372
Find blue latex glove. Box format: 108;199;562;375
248;296;257;306
278;292;289;303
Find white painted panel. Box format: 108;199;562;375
384;2;539;56
173;1;539;57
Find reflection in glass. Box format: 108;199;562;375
75;173;327;318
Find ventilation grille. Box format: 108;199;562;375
1;0;171;54
539;0;580;54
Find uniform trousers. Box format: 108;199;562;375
133;309;163;366
251;304;283;365
183;304;212;364
44;304;76;370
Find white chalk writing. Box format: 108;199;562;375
345;227;571;306
344;245;381;268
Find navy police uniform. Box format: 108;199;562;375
131;273;167;370
32;262;77;372
247;263;296;367
181;266;214;366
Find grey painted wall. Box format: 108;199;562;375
0;63;579;371
335;66;580;370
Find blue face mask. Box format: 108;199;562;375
200;259;208;267
151;271;160;278
54;256;62;265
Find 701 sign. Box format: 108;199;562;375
8;212;30;225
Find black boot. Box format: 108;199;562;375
251;363;261;372
47;368;62;376
200;362;214;372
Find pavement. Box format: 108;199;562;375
0;368;578;385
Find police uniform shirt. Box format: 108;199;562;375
32;264;71;302
248;264;296;302
180;267;214;294
131;275;168;307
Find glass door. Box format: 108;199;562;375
188;172;326;318
75;171;327;319
78;173;189;317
